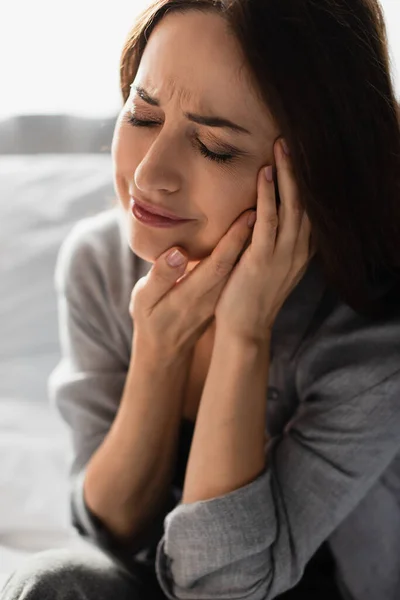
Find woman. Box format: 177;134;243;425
2;0;400;599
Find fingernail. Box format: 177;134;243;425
264;166;273;182
248;211;257;227
167;249;186;267
281;138;290;155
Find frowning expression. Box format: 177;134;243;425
111;9;280;265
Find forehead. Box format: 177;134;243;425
135;10;275;135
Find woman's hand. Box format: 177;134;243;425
129;208;255;361
215;138;315;343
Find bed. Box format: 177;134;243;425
0;115;118;587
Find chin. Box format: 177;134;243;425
123;213;212;265
129;244;157;265
128;232;210;265
131;242;209;266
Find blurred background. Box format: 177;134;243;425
0;0;399;588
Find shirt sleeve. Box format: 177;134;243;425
155;303;400;600
48;221;180;578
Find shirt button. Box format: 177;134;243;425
268;386;280;401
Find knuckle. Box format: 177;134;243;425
134;276;147;294
263;213;279;229
292;205;303;217
152;268;173;285
267;219;279;233
131;279;146;303
212;257;234;277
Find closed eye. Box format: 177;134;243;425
124;113;238;164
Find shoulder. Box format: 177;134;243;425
54;207;151;324
296;284;400;404
55;207;127;288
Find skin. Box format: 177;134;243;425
109;9;314;507
111;10;282;272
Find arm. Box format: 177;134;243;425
155;307;400;600
83;331;191;541
48;220;192;576
181;331;270;504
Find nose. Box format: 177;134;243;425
134;132;182;195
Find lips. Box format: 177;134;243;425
130;196;191;221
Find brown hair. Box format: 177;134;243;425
119;0;400;318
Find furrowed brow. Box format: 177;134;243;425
131;84;252;135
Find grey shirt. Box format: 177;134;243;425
48;207;400;600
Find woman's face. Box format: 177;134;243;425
112;10;281;266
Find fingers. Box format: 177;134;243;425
250;165;279;259
273;139;304;260
192;209;255;283
294;211;314;267
171;208;254;312
252;138;311;270
136;209;254;313
140;246;189;309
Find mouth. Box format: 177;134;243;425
130;197;194;229
130;196;192;222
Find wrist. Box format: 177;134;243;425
132;329;194;371
214;321;272;354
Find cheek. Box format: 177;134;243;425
112;123;135;169
205;178;256;233
192;177;255;256
111;123;139;207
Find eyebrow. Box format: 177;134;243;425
131;84;252;135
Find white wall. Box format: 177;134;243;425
0;0;399;118
0;0;147;117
